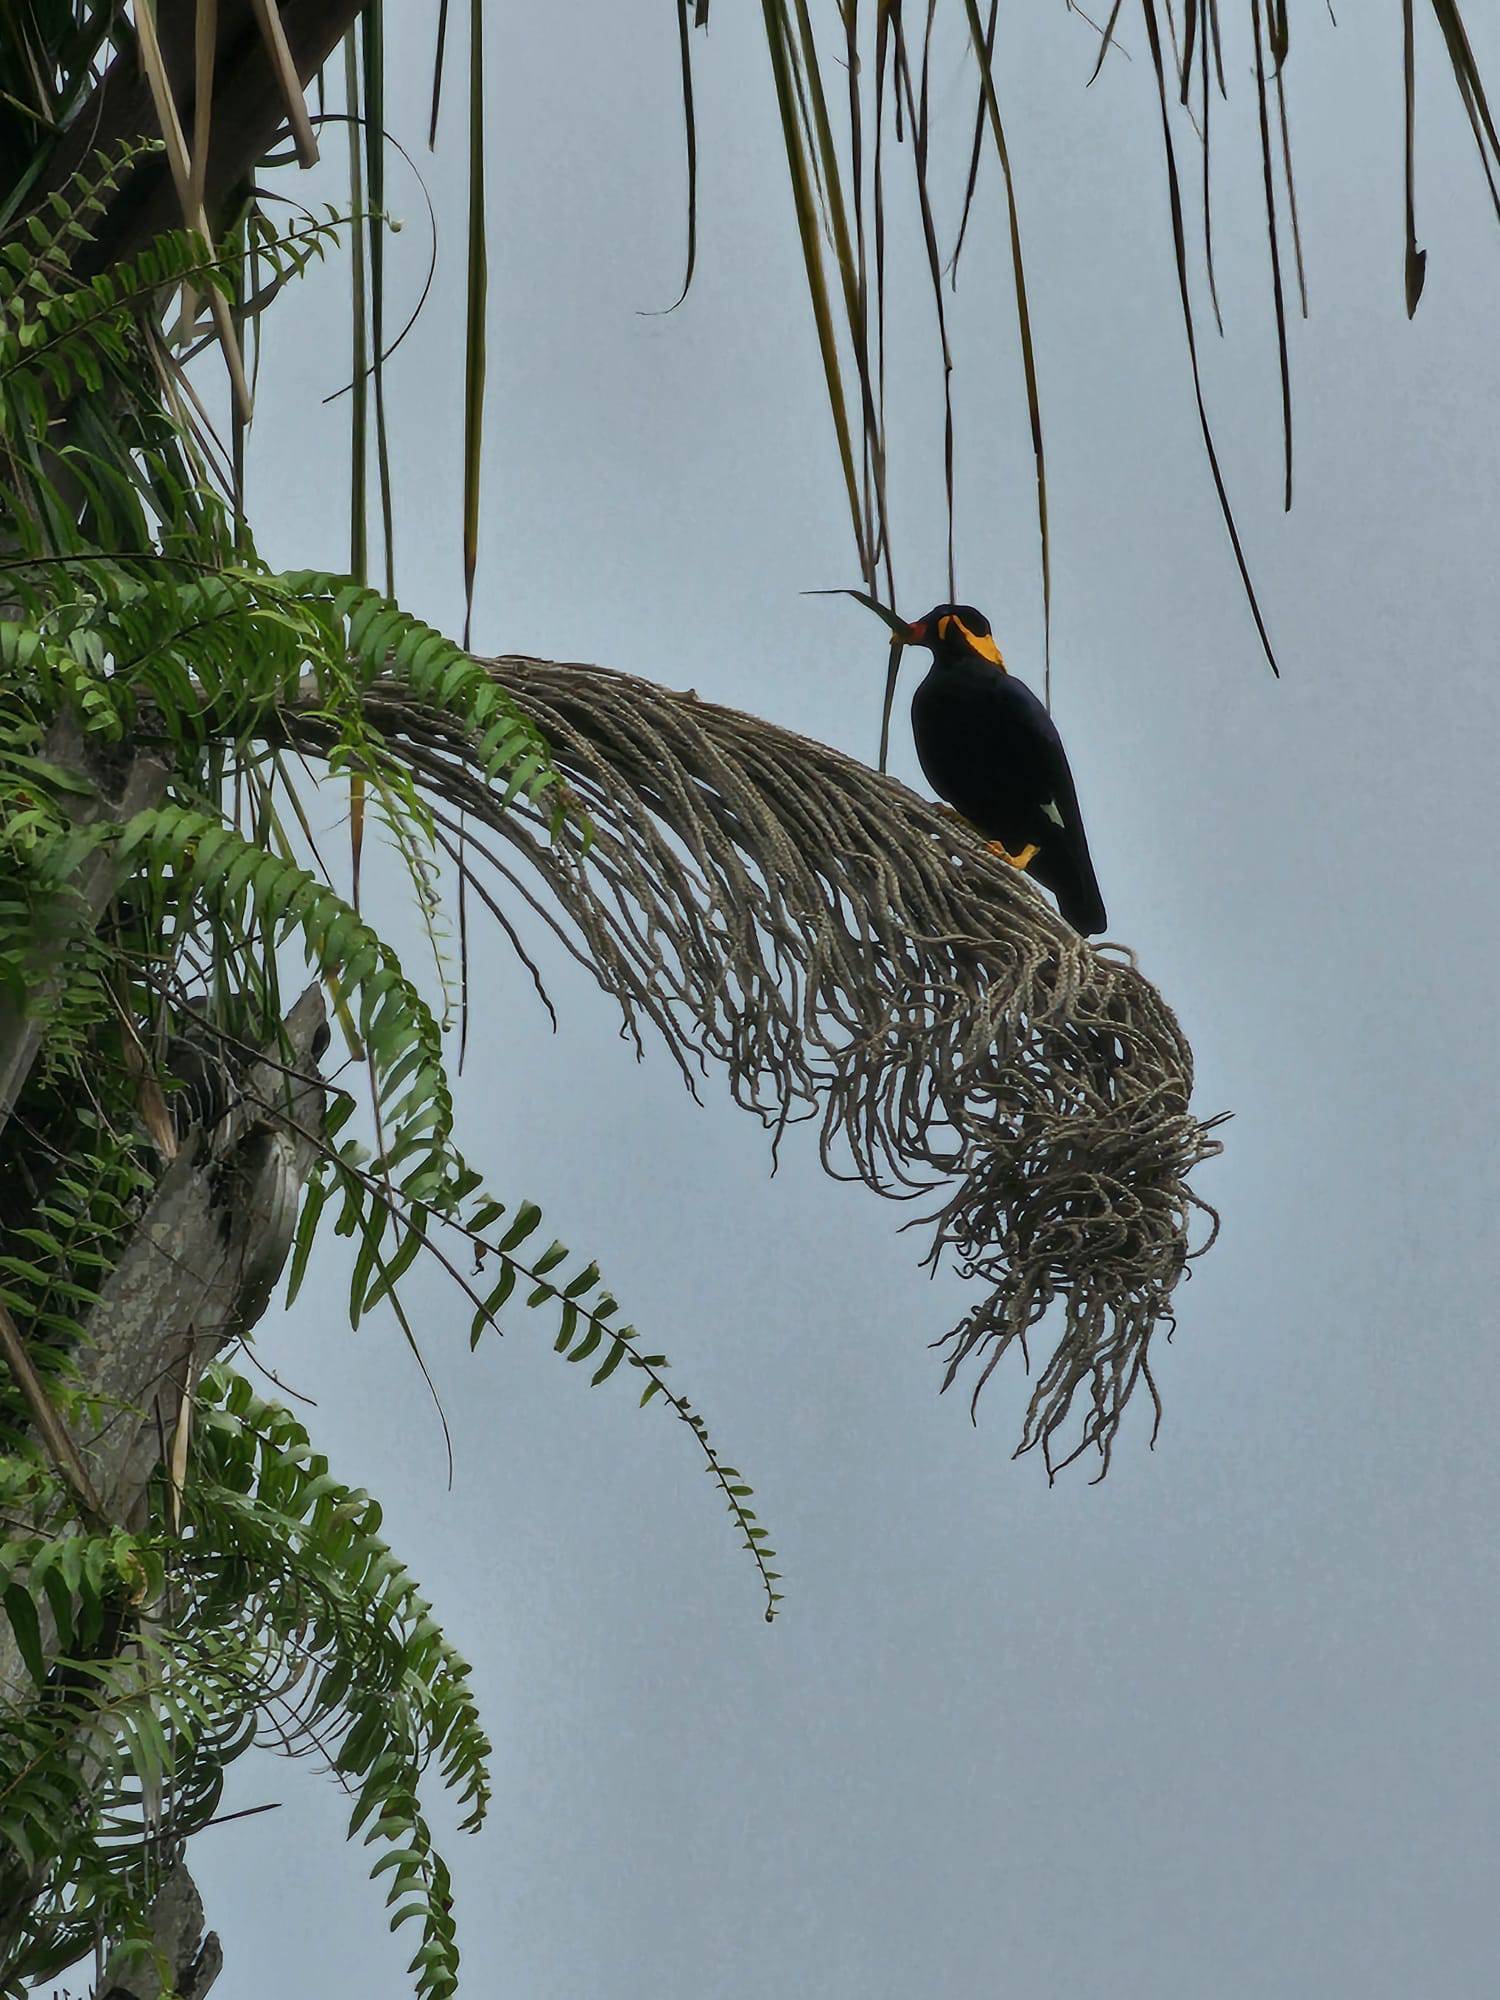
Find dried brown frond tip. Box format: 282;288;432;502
291;659;1223;1480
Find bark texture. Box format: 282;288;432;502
98;1850;223;2000
0;984;328;1706
0;989;326;1972
0;720;166;1132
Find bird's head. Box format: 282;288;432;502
808;587;1007;670
902;604;1006;670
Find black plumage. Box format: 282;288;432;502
905;603;1106;936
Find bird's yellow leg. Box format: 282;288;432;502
987;838;1040;870
932;806;1038;870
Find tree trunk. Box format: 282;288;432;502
97;1848;224;2000
0;2;366;1971
0;719;167;1134
0;984;328;1973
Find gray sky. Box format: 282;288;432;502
190;7;1499;1996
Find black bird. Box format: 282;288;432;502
902;603;1107;936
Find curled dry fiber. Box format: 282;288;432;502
301;657;1223;1478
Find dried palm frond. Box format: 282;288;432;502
281;657;1222;1479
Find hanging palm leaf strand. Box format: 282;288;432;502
278;653;1223;1479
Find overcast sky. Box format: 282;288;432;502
187;8;1500;1996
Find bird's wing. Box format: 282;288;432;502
996;678;1106;932
993;678;1084;828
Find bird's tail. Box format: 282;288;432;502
1059;879;1107;937
1031;849;1107;938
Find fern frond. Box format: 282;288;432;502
115;804;453;1197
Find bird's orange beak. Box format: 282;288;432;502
904;619;928;645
